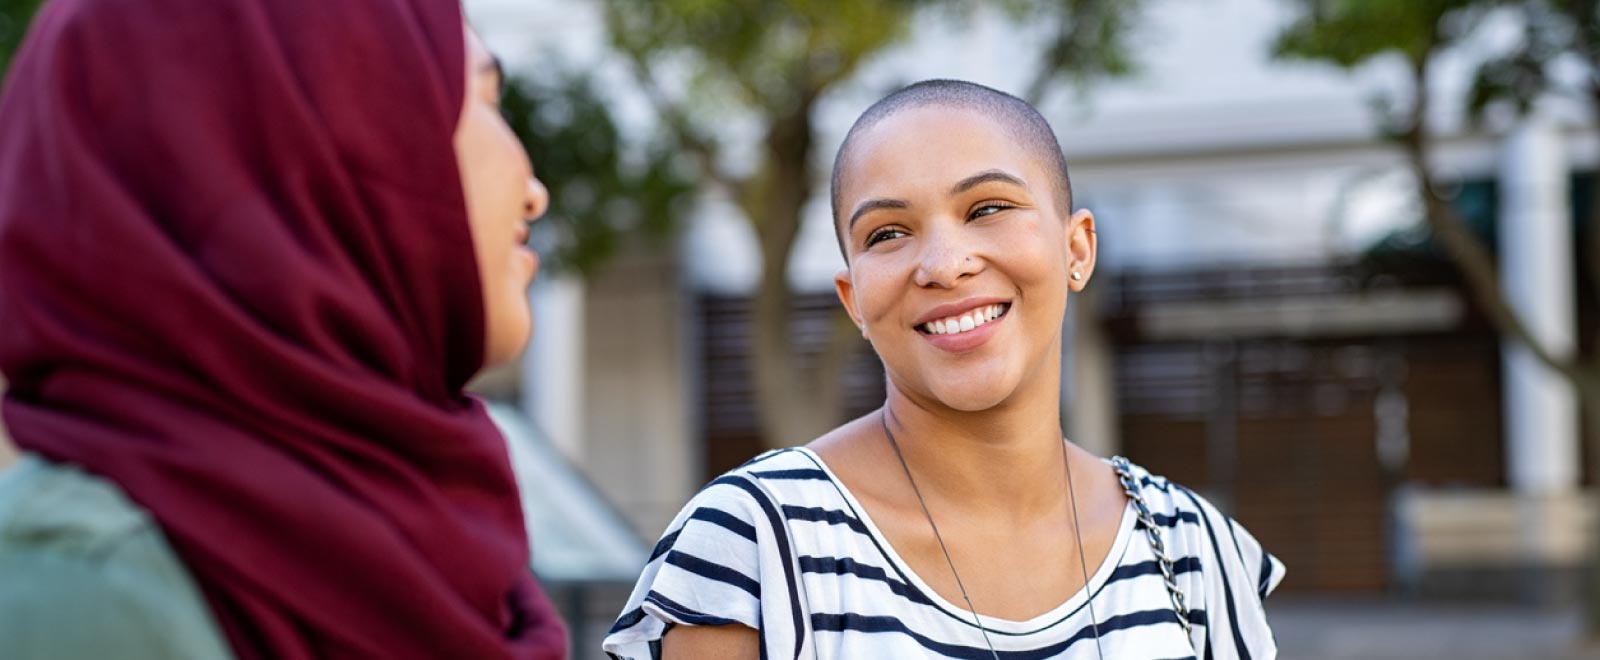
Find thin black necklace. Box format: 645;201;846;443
880;408;1105;660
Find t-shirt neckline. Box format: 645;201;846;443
788;446;1139;636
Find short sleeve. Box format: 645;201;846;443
0;522;234;658
1172;485;1285;660
0;456;234;660
603;472;790;660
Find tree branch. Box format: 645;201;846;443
613;47;746;195
1023;8;1084;105
1021;0;1135;106
1400;56;1584;383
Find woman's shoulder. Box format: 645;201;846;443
0;454;158;552
1115;457;1287;601
694;447;843;507
1114;458;1226;531
728;446;835;479
1111;458;1195;520
0;455;234;659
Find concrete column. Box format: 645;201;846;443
1497;113;1582;601
1497;115;1579;497
522;274;587;462
580;252;697;537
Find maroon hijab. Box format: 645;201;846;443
0;0;565;657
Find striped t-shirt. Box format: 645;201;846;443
603;448;1285;659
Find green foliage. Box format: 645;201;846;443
1272;0;1597;127
586;0;1148;258
501;73;697;277
601;0;1145;134
0;0;44;83
1464;1;1597;125
1272;0;1487;67
998;0;1147;101
1271;0;1585;257
603;0;921;115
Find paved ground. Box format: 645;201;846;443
1269;598;1600;660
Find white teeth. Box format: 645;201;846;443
922;303;1010;335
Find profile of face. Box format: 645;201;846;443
454;29;549;367
833;105;1096;412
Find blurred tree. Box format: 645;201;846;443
501;73;698;277
593;0;1145;446
0;0;44;83
1276;0;1600;635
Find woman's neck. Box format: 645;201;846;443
881;382;1071;517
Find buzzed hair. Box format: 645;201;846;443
829;79;1074;259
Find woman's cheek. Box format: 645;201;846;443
856;268;903;329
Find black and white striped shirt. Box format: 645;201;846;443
604;448;1285;659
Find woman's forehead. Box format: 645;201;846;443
842;106;1042;197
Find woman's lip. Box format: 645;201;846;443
517;245;539;280
920;308;1005;353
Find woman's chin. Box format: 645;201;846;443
483;307;533;368
923;379;1016;412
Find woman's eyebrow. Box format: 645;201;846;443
848;198;908;232
950;169;1026;195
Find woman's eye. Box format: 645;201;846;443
865;227;906;247
970;203;1015;220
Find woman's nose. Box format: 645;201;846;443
913;228;981;288
525;176;549;222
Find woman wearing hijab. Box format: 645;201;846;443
0;0;567;658
604;80;1284;659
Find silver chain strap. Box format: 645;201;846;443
1111;455;1193;639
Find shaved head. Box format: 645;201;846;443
830;79;1073;257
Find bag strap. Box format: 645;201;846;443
1111;456;1194;643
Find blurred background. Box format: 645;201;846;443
5;0;1600;658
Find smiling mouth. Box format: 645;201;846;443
917;303;1011;335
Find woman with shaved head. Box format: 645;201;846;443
0;0;567;657
605;80;1284;660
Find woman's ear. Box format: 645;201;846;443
833;268;868;338
1066;209;1096;292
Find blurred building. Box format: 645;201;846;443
467;3;1598;645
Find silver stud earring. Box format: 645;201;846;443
1071;272;1083;281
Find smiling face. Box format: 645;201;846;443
833;104;1096;412
455;29;549;368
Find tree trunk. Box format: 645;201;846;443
745;93;851;447
1394;51;1600;633
750;272;831;446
